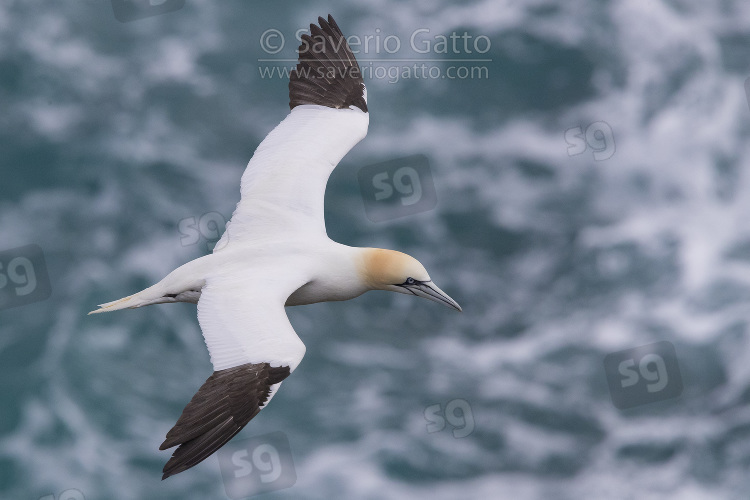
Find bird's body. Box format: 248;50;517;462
90;15;460;480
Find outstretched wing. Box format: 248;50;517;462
216;14;369;249
160;274;306;479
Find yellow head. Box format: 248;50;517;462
360;248;461;311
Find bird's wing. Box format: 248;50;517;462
216;15;369;250
160;273;306;479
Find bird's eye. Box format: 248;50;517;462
405;277;416;285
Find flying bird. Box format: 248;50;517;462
90;14;461;480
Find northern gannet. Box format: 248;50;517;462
90;14;461;479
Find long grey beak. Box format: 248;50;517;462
404;281;462;312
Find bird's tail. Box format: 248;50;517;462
88;290;157;315
88;257;211;315
88;281;192;314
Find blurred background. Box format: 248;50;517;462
1;0;750;498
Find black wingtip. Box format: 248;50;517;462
159;363;291;479
289;14;368;112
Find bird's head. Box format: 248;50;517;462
360;248;462;311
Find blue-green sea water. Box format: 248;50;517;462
2;1;750;498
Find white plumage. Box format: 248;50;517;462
90;14;460;480
218;104;369;245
